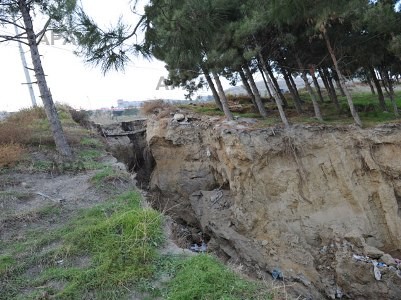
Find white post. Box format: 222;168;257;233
14;21;37;107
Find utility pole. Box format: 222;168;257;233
14;22;37;107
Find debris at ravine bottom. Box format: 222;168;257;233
352;253;401;280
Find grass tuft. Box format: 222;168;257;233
167;254;267;300
0;191;164;300
41;191;163;299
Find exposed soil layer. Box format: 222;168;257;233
104;115;401;299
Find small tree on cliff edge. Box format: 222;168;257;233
0;0;76;157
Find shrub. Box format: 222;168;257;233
0;143;26;168
69;109;91;128
6;106;47;124
141;100;171;115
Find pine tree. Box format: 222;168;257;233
0;0;76;157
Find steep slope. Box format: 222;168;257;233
145;115;401;299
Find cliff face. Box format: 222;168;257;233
146;115;401;299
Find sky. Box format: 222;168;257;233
0;0;214;112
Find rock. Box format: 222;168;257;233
364;245;384;259
173;113;185;122
344;230;365;248
381;254;396;266
145;116;401;300
112;162;126;171
261;240;268;246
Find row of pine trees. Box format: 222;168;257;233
70;0;401;127
139;0;401;126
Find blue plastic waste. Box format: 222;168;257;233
272;268;283;280
190;242;208;253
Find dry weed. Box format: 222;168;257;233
6;106;47;124
141;100;171;116
0;121;33;144
0;143;26;167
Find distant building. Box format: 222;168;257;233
116;99;145;108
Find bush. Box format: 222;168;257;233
69;109;91;128
0;143;26;168
0;107;50;145
6;106;47;124
141;100;171;115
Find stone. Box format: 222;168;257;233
381;254;396;266
344;230;365;248
112;162;127;171
364;245;384;259
173;114;185;122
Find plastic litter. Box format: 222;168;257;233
353;253;401;280
353;254;370;262
189;242;207;253
372;261;382;280
272;268;283;280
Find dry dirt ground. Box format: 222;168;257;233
0;170;109;242
0;151;143;298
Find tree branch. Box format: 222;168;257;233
0;34;29;45
36;17;51;45
0;17;26;31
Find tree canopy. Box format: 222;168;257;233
68;0;401;125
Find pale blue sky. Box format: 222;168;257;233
0;0;216;112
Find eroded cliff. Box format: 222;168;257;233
145;115;401;299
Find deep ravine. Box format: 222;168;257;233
99;115;401;300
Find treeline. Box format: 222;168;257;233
70;0;401;126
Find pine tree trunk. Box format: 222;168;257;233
366;72;376;95
324;68;340;111
282;68;302;114
368;66;387;111
265;63;288;107
258;64;273;99
379;70;390;95
289;73;302;102
211;71;234;120
296;57;322;121
259;54;289;127
238;69;258;110
382;70;399;117
202;66;223;111
324;31;361;126
18;0;72;157
310;66;324;103
332;70;346;97
243;65;268;118
319;68;332;98
326;70;338;98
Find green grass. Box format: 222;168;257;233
186;90;401;127
35;191;163;299
181;105;225;116
167;255;269;300
0;190;164;300
0;255;15;277
80;137;104;149
90;167;124;185
234;112;262;119
0;188;274;300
